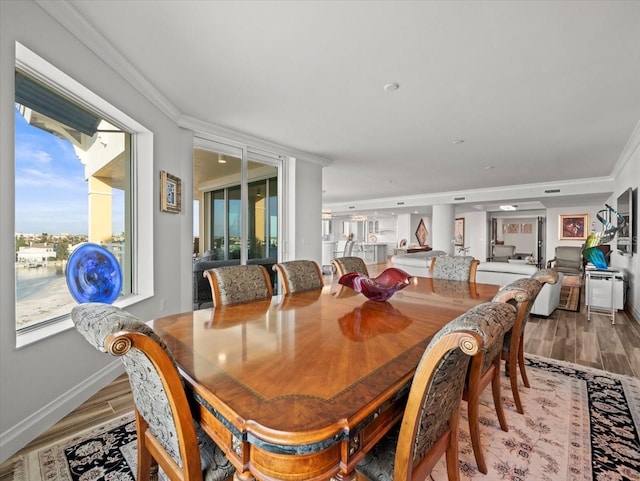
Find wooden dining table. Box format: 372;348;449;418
151;276;501;481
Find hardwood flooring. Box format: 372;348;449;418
1;262;638;479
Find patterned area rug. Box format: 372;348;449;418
11;413;167;481
432;354;640;480
11;356;640;481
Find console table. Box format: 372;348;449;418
585;267;626;325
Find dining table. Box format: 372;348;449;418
151;276;501;481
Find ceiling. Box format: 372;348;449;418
62;0;640;217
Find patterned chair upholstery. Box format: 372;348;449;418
71;303;235;481
430;255;479;282
273;260;324;294
331;256;369;277
356;302;516;481
204;264;273;307
493;269;559;414
459;297;520;474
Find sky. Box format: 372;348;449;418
14;108;124;236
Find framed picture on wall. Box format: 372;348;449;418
415;218;428;246
454;218;465;246
160;170;181;213
559;213;588;240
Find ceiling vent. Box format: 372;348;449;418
396;201;405;205
454;197;466;201
544;189;561;194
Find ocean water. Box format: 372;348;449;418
16;265;65;301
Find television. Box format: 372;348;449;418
616;187;636;256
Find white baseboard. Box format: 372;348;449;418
0;361;123;464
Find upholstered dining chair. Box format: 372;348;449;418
204;264;273;307
71;303;236;481
273;260;324;294
331;256;369;277
493;269;559;414
356;302;516;481
460;293;522;474
430;255;479;282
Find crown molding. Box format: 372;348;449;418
323;176;616;214
180;114;331;167
35;0;181;122
611;119;640;179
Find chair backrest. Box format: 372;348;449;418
393;302;516;480
492;245;516;262
491;278;541;350
204;264;273;307
343;240;355;256
273;260;324;294
332;256;369;277
71;303;204;480
552;246;583;273
430;255;479;282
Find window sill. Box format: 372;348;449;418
15;293;152;349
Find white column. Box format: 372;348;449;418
432;204;455;255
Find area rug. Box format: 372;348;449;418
558;274;583;311
432;354;640;481
12;356;640;481
11;412;167;481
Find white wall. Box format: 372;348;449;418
0;1;322;462
608;128;639;320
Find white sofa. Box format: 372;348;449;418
476;262;563;317
390;250;447;277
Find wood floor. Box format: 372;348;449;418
1;262;638;479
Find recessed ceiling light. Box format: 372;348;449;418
452;139;465;145
383;83;400;92
485;165;494;170
500;205;518;211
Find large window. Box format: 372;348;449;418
193;143;281;266
14;43;153;345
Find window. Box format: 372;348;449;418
193;142;281;270
14;43;153;346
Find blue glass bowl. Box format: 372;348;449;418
66;243;122;304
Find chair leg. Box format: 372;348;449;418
491;359;509;432
445;405;461;481
135;410;155;481
509;350;524;414
517;335;530;388
466;388;487;475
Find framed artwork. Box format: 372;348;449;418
454;218;465;246
559;213;588;240
522;223;533;234
160;170;181;214
415;219;428;246
507;223;520;234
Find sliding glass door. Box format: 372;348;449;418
193;140;281;274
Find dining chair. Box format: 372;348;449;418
272;260;324;294
204;264;273;307
71;303;236;481
493;269;559;414
356;302;516;481
430;255;479;282
331;256;369;277
461;292;522;474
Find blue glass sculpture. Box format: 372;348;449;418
66;243;122;304
582;204;626;269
